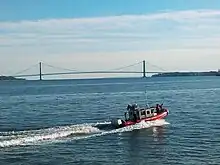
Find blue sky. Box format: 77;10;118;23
1;0;220;21
1;0;220;79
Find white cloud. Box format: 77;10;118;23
0;9;220;79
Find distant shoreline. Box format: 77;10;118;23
0;76;25;80
152;71;220;77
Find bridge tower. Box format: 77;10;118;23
143;60;146;78
39;62;42;80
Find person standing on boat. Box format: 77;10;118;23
133;113;137;122
159;104;163;111
127;104;131;111
156;104;160;113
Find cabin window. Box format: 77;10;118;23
147;111;150;114
151;109;154;113
141;111;146;116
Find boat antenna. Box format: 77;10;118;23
145;90;150;108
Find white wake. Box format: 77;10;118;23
0;120;169;148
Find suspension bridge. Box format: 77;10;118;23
11;60;166;80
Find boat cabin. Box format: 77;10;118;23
125;104;157;121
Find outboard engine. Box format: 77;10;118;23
111;118;124;128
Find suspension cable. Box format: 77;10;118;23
12;63;39;76
42;62;78;72
110;61;143;71
145;61;166;71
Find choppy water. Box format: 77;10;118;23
0;77;220;165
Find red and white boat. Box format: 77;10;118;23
111;103;169;128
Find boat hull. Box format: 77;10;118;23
113;109;168;128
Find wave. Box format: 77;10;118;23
0;120;169;148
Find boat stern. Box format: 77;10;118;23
111;118;124;128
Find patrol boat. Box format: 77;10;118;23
111;103;169;128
